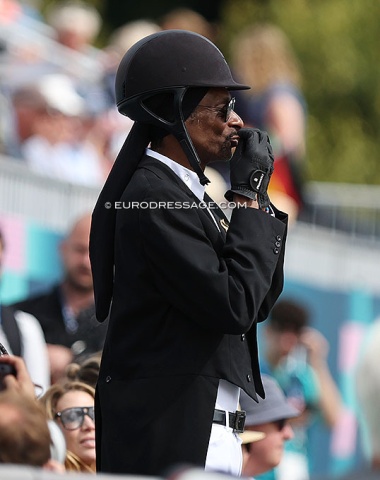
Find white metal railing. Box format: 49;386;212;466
0;154;100;232
301;181;380;243
2;153;380;240
306;181;380;208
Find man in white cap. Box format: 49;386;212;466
240;374;300;478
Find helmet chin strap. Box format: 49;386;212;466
177;137;209;186
140;87;210;186
171;88;210;186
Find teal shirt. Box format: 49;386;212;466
256;356;320;480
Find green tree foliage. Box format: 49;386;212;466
220;0;380;184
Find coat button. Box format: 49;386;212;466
273;248;279;254
241;334;246;341
275;241;281;248
106;376;112;383
276;235;282;241
246;374;252;382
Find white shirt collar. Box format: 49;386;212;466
146;148;205;202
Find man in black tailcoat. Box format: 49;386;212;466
90;30;288;476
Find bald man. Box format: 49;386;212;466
13;213;108;383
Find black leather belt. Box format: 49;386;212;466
213;409;246;433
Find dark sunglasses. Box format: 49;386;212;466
55;406;95;430
197;97;236;122
275;418;287;431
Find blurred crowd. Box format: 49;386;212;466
0;3;376;479
0;1;307;221
0;0;146;186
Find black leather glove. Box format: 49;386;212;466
225;128;274;209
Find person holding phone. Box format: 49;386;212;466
0;353;66;472
0;350;35;397
90;30;288;477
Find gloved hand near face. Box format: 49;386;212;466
225;128;274;209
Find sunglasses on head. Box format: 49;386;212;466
55;406;94;430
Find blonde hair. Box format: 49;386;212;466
40;381;95;421
40;381;96;472
231;23;302;95
65;450;95;473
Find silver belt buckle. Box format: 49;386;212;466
233;410;246;433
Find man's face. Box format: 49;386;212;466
242;419;294;477
185;88;244;168
265;326;301;360
60;216;93;292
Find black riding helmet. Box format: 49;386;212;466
115;29;250;185
91;31;250;322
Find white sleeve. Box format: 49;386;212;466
14;310;51;392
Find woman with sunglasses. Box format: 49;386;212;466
40;381;96;473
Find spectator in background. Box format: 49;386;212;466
0;227;50;392
231;23;307;222
44;1;111;125
352;319;380;479
159;7;218;41
0;354;65;472
65;351;101;389
18;74;108;186
0;387;51;467
1;0;112;175
100;19;162;160
312;319;380;480
45;0;101;56
40;380;96;473
259;299;342;480
2;83;49;159
12;213;108;384
240;375;300;478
